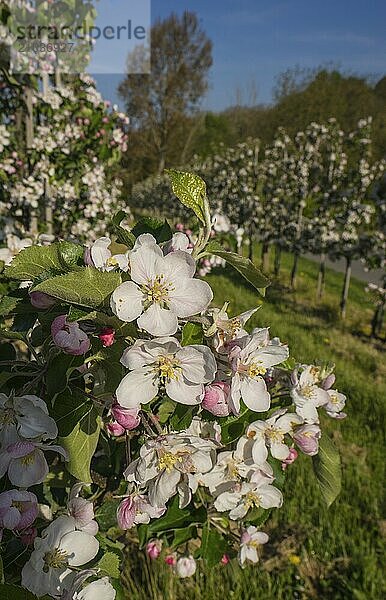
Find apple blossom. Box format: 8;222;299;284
20;526;37;546
0;490;38;531
110;234;213;336
282;447;298;470
214;471;283;519
291;366;330;423
74;577;116;600
67;484;98;535
51;315;91;355
21;515;99;597
207;303;259;353
238;526;269;566
202;381;231;416
293;423;321;456
245;409;303;462
88;236;129;272
106;422;126;437
125;432;217;508
227;328;289;414
117;494;166;529
0;437;68;487
117;337;216;408
176;556;196;578
325;389;347;419
0;393;58;443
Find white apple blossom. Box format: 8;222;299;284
324;389;347;419
214;471;282;519
116;337;217;408
67;484;98;535
227;328;289;414
245;409;303;462
117;494;166;529
110;234;213;336
73;577;116;600
0;436;67;487
0;393;58;445
87;237;129;272
238;526;269;566
125;433;217;508
21;515;99;598
176;556;197;578
207;302;259;353
291;366;330;423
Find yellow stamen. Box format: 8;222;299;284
21;452;35;466
158;451;183;472
43;548;68;571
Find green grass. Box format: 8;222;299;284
122;250;385;599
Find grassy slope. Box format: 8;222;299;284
123;251;385;600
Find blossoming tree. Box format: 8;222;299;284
0;172;346;598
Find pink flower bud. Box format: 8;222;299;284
51;315;91;355
281;447;298;470
111;403;140;431
106;422;125;437
202;381;231;417
84;247;94;267
117;496;136;529
165;554;177;566
98;327;115;347
30;291;56;309
146;539;162;559
293;424;321;456
175;223;184;231
221;554;230;565
20;526;37;546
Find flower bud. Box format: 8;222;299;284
221;554;230;565
29;291;56;309
111;403;140;431
321;374;336;390
281;447;298;470
176;556;196;578
293;424;321;456
165;554;177;566
117;496;136;529
51;315;91;355
146;539;162;559
98;327;115;347
202;381;231;417
20;526;37;546
106;422;125;437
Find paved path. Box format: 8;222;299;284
305;254;384;284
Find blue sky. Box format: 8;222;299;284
91;0;386;111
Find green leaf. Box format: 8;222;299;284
166;170;208;225
181;322;203;346
312;434;342;507
170;404;195;431
95;498;121;530
171;525;197;549
96;551;120;579
200;523;228;567
111;211;136;248
0;584;39;599
46;354;84;399
148;496;206;534
205;241;270;295
131;217;172;243
3;242;83;281
32;268;121;309
157;399;176;424
52;388;101;482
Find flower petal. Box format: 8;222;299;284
137;304;178;337
240;378;271;412
116;370;158;408
168;278;213;317
110;282;144;322
60;530;99;566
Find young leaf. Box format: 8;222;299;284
31;268;121;309
204;241;270;295
200;523;228;567
52;388;101;483
166;170;208;225
181;322;203;346
148;495;206;534
96;551;120;579
0;583;39;599
111;211;136;249
95;498;121;530
131;217;172;243
312;434;342;507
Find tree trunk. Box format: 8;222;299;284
290;252;300;289
340;257;352;319
316;253;326;299
274;245;281;277
158;153;165;175
261;242;270;272
248;223;254;261
371;300;385;338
